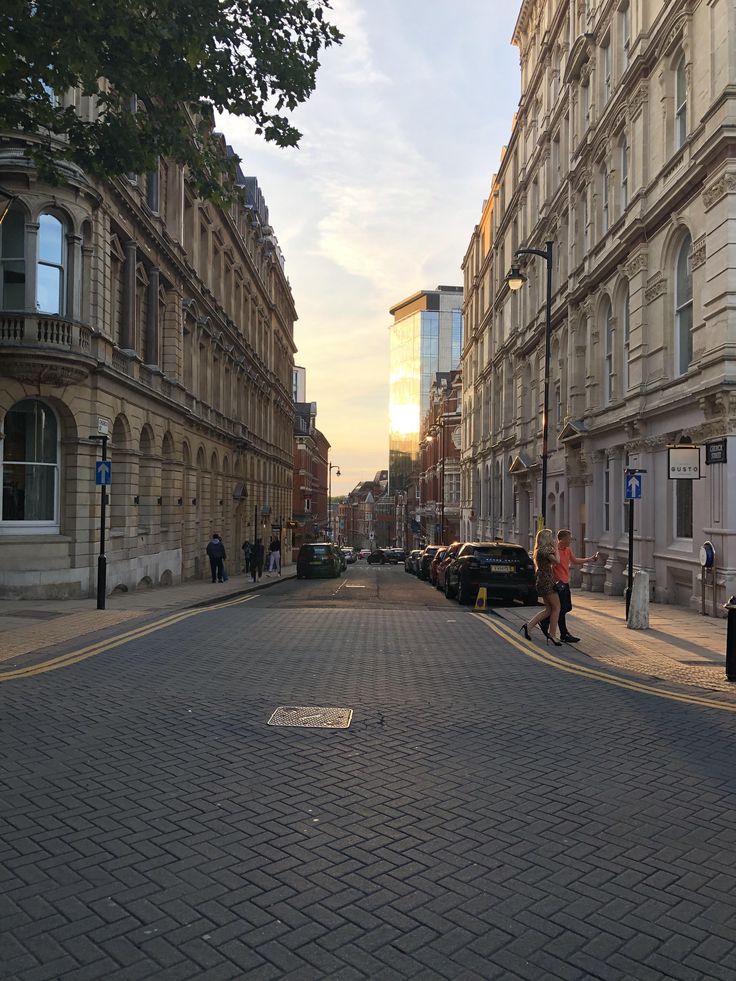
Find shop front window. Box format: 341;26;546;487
1;399;59;528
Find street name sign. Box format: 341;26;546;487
706;438;727;465
95;460;112;485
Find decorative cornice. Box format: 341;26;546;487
645;274;666;303
691;235;706;270
623;250;648;279
703;173;736;209
629;81;648;118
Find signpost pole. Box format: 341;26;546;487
625;495;634;620
89;432;109;610
97;434;108;610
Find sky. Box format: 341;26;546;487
217;0;521;497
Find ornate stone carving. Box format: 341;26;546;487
629;81;648;117
3;358;91;386
691;235;706;270
703;173;736;209
623;250;648;278
645;274;666;303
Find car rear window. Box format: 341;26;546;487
303;545;329;556
471;546;528;564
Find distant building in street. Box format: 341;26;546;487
388;286;463;496
292;399;329;549
461;0;736;610
292;366;306;403
418;370;462;545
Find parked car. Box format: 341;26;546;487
296;542;341;578
367;549;386;564
384;548;405;565
436;542;463;591
417;545;440;581
429;548;448;586
341;547;357;564
358;548;372;560
334;545;347;571
444;541;538;606
405;549;423;574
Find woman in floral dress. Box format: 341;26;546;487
520;528;562;646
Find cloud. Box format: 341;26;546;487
216;0;521;495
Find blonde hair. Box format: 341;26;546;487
533;527;555;567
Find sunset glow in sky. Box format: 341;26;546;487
218;0;520;497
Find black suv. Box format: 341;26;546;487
445;541;538;606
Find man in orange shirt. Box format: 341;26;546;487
540;529;598;643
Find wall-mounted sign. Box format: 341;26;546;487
668;445;701;479
705;438;727;465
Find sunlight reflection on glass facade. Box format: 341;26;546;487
388;287;463;494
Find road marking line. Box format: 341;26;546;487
0;593;257;683
472;612;736;713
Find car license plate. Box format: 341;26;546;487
490;566;514;574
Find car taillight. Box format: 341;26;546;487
468;560;479;569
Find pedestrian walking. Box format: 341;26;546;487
540;530;599;643
251;539;264;582
519;528;563;646
242;540;252;575
267;536;281;575
206;533;226;583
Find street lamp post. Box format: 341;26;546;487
505;240;553;531
328;462;340;540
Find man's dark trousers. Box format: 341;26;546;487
209;556;225;582
541;583;572;636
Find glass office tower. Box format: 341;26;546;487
388;286;463;494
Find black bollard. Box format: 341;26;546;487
725;596;736;682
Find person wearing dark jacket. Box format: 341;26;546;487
251;539;265;582
206;534;226;583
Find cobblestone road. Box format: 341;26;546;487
1;564;735;980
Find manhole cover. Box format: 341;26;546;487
267;706;353;728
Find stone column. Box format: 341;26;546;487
66;233;83;322
25;221;39;312
145;266;160;366
120;240;137;351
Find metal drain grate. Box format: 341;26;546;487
267;706;353;728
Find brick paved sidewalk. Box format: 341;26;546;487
0;565;295;662
501;588;734;696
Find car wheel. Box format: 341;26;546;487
457;577;471;605
444;574;454;599
523;593;539;606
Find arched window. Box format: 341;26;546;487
36;213;65;314
1;399;59;528
1;206;26;309
675;56;687;149
622;289;631;392
675;234;693;376
603;301;614;403
620;138;629;212
601;166;609;235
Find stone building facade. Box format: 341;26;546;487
292;401;329;549
0;107;296;597
418;370;462;545
461;0;736;608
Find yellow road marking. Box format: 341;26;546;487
472;612;736;714
0;592;258;682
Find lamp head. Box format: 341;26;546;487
336;468;341;476
505;265;526;291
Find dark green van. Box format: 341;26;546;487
296;542;341;579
